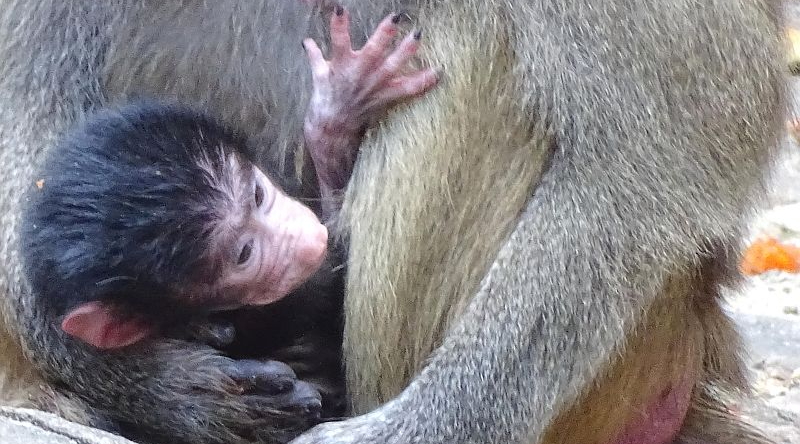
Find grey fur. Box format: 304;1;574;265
0;0;787;444
297;0;788;443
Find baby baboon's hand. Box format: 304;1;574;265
302;6;439;197
129;343;325;443
271;335;346;418
224;359;323;420
303;6;439;130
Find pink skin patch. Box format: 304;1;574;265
216;166;329;307
302;6;439;207
608;366;696;444
61;301;155;349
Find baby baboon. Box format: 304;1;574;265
19;6;437;440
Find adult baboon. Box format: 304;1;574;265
0;1;786;444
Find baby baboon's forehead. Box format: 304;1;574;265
192;144;253;203
197;149;258;250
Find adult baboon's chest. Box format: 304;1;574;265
102;1;316;141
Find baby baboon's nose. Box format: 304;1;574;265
297;222;327;266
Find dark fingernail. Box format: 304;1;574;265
414;29;423;40
391;13;402;24
335;5;344;16
301;40;306;50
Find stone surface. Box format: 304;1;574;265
0;407;134;444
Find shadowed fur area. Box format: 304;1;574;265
0;0;789;443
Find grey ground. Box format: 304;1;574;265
0;408;133;444
724;5;800;439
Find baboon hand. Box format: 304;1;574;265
126;344;328;442
302;6;440;134
271;336;346;417
270;335;338;375
301;5;441;198
223;359;324;420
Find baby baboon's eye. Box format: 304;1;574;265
237;240;254;265
254;184;264;207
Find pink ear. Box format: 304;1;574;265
61;301;154;350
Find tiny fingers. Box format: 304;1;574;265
302;38;329;80
359;13;402;64
329;4;352;60
374;68;441;105
377;29;423;82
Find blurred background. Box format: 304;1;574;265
724;4;800;440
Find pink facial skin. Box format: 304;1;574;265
216;166;329;308
303;6;440;217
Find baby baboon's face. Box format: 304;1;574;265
209;159;329;309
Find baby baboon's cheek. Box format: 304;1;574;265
256;193;328;300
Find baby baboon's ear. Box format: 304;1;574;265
61;301;154;349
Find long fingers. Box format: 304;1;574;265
372;68;440;106
359;13;402;66
376;29;423;84
302;38;329;81
329;5;352;60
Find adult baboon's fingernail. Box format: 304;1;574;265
335;5;344;16
414;29;423;40
392;13;402;24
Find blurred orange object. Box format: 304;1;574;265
740;237;800;275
